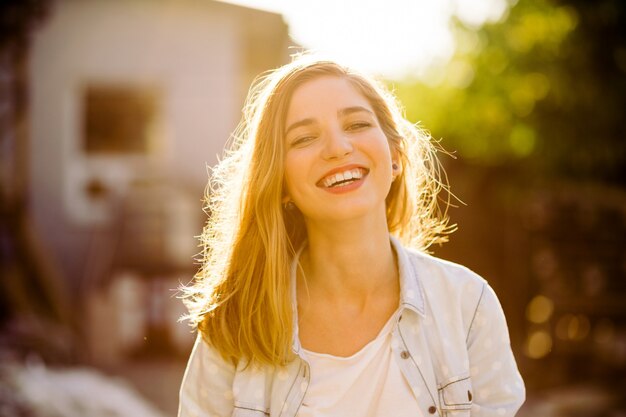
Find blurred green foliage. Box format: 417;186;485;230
393;0;626;185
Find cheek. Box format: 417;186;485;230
283;155;303;196
370;133;394;165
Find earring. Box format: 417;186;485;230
283;200;296;211
391;162;400;181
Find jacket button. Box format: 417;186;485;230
428;405;437;414
468;390;472;401
400;350;410;359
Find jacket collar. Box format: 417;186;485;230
390;235;426;317
289;235;426;353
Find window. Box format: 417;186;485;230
83;85;160;154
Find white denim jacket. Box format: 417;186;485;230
178;237;526;417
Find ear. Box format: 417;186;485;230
392;158;402;175
282;195;291;204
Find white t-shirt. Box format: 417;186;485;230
298;311;423;417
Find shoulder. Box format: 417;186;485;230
179;334;236;417
182;334;237;388
404;246;486;293
399;245;491;325
406;248;511;333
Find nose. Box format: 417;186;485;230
321;126;353;160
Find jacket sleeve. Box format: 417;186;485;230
178;334;235;417
466;283;526;416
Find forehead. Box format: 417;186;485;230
285;76;373;126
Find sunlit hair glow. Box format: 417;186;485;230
182;54;453;366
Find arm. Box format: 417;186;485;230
467;283;526;416
178;334;235;417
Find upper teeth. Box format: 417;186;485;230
322;168;364;188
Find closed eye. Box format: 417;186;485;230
346;121;372;131
290;134;317;147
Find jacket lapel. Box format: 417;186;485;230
396;313;440;416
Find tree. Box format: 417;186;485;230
394;0;626;186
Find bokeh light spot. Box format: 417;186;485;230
509;124;536;157
525;330;552;359
556;314;591;341
526;294;554;324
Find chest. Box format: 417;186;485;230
299;329;420;417
297;302;398;357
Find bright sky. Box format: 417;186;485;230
218;0;510;79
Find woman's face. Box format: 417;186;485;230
283;76;395;226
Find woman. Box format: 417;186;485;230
179;55;525;417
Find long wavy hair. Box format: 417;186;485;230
182;54;453;366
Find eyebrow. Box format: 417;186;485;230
285;106;374;136
285;118;315;136
338;106;374;118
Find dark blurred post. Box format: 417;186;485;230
0;0;77;363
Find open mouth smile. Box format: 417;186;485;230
318;167;369;188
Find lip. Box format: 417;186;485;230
316;164;369;187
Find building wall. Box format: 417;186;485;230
28;0;289;294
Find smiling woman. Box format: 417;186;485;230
178;54;525;417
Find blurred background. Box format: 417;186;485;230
0;0;624;416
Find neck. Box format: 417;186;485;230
299;213;398;306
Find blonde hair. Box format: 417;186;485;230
182;54;453;366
